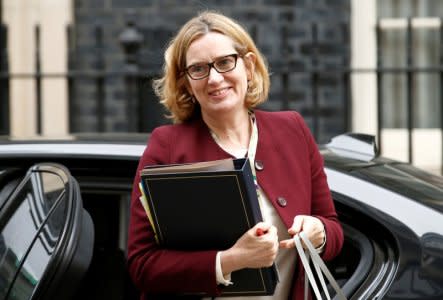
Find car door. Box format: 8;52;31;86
0;163;94;300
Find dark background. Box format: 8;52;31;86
69;0;350;143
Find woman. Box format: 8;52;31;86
127;11;344;300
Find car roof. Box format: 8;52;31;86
0;142;146;160
0;134;441;212
0;134;148;160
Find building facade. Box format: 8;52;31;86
1;0;442;174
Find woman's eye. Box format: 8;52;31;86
190;65;205;73
218;59;231;66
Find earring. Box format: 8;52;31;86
247;80;253;94
190;95;196;103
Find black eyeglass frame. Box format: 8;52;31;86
184;53;241;80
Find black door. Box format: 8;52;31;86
0;163;94;300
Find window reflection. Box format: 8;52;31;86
358;164;443;211
0;170;67;299
29;172;66;252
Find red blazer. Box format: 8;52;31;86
127;110;344;300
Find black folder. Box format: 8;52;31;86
139;158;278;296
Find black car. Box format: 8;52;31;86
0;133;442;300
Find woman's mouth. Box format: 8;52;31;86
209;87;230;97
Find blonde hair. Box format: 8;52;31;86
153;11;270;123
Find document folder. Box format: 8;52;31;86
139;158;278;296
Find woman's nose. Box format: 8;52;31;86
207;67;224;84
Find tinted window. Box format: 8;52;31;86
0;171;67;299
355;163;443;213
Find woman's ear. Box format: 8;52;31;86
244;52;257;81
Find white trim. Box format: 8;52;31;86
379;17;441;29
0;143;145;158
3;0;39;137
350;0;378;135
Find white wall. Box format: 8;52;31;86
351;0;378;136
3;0;72;138
351;0;442;174
382;129;442;174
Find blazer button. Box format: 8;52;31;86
276;197;287;207
255;160;264;171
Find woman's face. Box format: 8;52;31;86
185;32;253;119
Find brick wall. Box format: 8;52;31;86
72;0;350;143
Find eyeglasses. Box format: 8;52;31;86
185;54;240;80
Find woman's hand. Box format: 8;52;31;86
279;215;325;249
220;222;278;275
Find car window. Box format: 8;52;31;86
0;170;67;300
393;163;443;189
355;164;443;213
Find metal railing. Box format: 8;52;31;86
375;17;443;174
